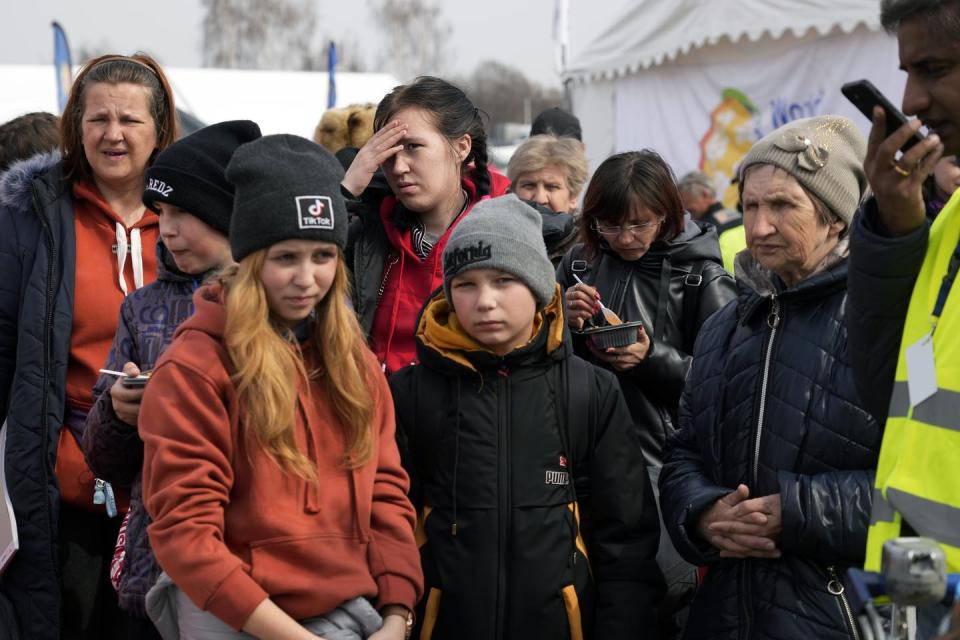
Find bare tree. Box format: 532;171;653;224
369;0;451;81
333;35;368;73
201;0;319;70
459;60;564;137
75;40;115;64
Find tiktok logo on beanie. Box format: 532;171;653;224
296;195;335;230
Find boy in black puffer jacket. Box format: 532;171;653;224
390;194;664;640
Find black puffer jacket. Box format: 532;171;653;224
390;288;663;640
847;198;930;424
659;248;882;640
0;152;73;640
556;219;736;468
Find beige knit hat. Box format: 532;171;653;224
739;115;868;225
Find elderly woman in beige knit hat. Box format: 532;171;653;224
659;115;884;639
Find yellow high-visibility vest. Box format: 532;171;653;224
865;193;960;573
718;224;747;276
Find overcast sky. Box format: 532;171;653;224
0;0;627;87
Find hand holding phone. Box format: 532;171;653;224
841;79;926;153
121;375;150;388
107;364;149;426
842;78;944;235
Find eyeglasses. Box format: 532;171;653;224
592;218;663;238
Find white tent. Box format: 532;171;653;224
0;65;401;140
565;0;904;204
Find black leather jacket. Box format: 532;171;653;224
556;219;736;468
659;250;882;639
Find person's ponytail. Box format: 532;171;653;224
466;109;491;198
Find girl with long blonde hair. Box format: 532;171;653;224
139;135;422;640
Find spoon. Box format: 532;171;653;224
573;275;623;325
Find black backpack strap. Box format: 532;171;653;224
407;366;448;496
681;260;709;353
558;356;595;496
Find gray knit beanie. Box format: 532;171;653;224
226;134;346;261
739;115;867;225
442;194;556;309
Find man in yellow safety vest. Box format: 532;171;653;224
847;1;960;635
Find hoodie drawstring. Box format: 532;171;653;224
114;222;144;296
296;400;323;514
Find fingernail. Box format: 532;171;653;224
931;134;941;144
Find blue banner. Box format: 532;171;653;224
52;21;73;113
327;41;337;109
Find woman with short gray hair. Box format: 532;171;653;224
507;133;588;214
660;115;883;639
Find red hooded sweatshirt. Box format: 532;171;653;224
140;284;423;630
370;172;510;374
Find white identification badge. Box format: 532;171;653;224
905;332;938;407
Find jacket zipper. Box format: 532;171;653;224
828;566;862;640
752;294;780;488
496;368;510;640
739;562;753;640
741;294;780;640
35;189;59;583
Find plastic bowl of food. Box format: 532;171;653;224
576;320;644;349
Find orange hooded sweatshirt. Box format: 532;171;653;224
140;284;423;630
67;179;159;413
57;179;157;511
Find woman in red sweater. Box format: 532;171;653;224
139;135;422;640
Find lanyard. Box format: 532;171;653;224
932;238;960;329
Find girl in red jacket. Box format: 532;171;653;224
341;76;511;374
139;134;422;640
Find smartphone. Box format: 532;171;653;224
841;79;926;152
121;375;150;388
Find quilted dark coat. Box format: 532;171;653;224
81;242;207;617
0;152;76;640
659;250;883;640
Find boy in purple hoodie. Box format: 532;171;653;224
81;120;261;637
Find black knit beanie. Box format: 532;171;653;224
530;107;582;141
226;134;347;261
142;120;262;235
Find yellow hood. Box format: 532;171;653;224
416;283;566;372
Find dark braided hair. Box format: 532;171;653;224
373;76;491;197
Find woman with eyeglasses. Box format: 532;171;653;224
556;149;735;639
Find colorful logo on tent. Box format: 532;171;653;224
698;88;759;208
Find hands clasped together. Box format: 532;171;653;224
698;484;783;559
